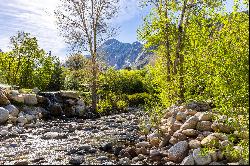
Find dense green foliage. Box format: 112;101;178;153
97;68;159;113
0;31;64;91
63;54;92;91
138;0;249;161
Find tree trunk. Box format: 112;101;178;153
164;3;172;82
175;0;188;101
91;53;98;112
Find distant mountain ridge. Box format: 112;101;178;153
97;39;153;69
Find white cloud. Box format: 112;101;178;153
0;0;66;58
0;0;144;60
114;0;143;23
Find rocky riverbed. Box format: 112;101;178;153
0;109;149;165
0;87;248;165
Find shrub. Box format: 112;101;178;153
97;67;157;113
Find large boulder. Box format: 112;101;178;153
64;107;76;117
189;140;201;149
182;129;199;137
176;112;187;122
181;116;199;130
198;112;213;121
0;90;10;105
49;103;63;116
17;116;28;124
196;121;213;131
75;105;86;117
168;141;189;163
4;104;19;117
201;135;220;148
0;107;9;124
181;155;195;165
193;148;212;165
60;91;79;99
10;94;24;103
23;94;38;105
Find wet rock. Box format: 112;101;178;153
114;146;124;156
193;148;212;165
25;114;34;123
64;107;76;117
180;155;194;165
75;106;85;117
49;104;63;116
196;121;213;131
89;148;97;154
0;107;9;124
4;104;19;117
102;162;114;165
69;156;84;165
100;142;113;152
66;99;75;106
168;141;189;163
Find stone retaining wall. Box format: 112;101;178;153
0;87;93;127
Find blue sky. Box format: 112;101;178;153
0;0;243;61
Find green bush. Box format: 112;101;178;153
97;68;157;112
127;92;152;107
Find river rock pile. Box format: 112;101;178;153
0;87;91;127
134;102;248;165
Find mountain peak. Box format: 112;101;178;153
98;39;152;69
105;38;120;45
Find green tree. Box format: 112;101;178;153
0;31;64;91
55;0;120;112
